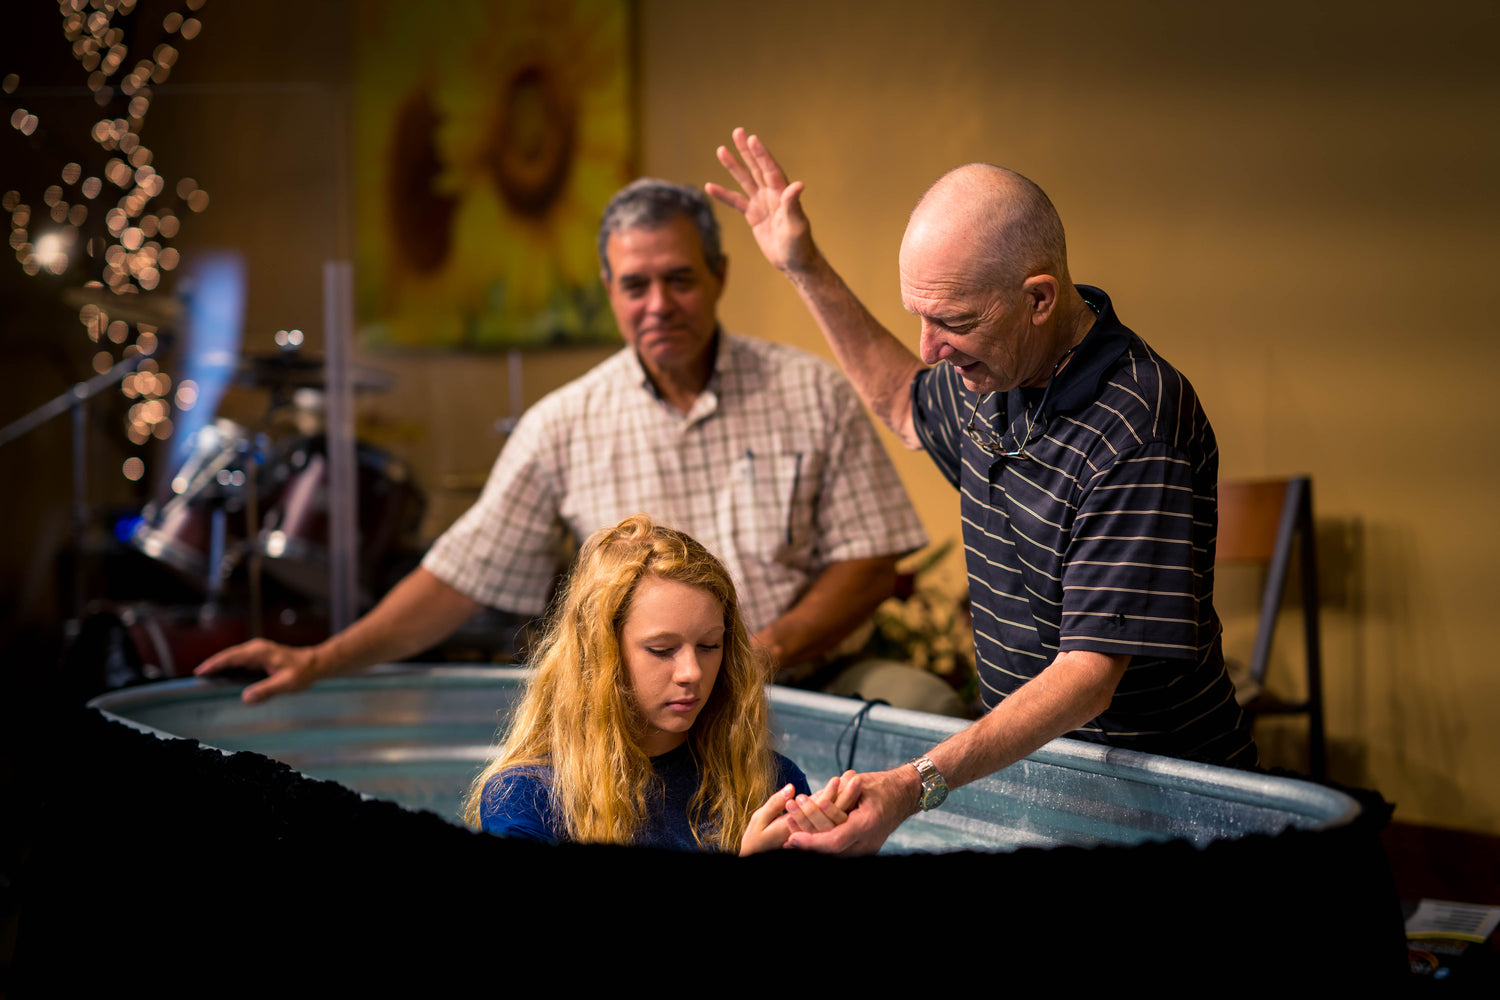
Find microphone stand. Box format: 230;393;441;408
0;352;150;619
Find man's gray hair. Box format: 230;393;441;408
597;178;724;281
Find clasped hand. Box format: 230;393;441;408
739;770;862;855
739;762;922;856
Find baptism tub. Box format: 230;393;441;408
32;664;1405;986
88;664;1357;853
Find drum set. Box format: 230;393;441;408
132;418;423;604
100;349;426;685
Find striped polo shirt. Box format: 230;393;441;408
911;286;1254;766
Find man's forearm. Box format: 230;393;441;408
308;567;485;680
926;650;1129;789
784;251;925;449
754;556;899;673
841;650;1128;849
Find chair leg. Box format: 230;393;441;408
1297;479;1327;779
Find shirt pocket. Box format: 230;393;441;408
720;446;816;569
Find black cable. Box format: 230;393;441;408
835;696;889;773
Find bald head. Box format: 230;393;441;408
900;165;1094;395
904;164;1070;293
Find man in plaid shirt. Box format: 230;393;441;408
198;179;926;703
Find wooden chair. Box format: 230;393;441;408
1217;477;1327;777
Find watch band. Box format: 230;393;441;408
907;754;949;811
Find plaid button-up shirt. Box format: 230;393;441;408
423;333;927;634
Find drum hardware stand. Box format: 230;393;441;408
206;503;228;605
240;434;265;639
190;439;268;640
0;352;150;622
194;496;240;629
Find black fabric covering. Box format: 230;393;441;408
10;708;1409;989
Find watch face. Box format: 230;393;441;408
910;757;948;811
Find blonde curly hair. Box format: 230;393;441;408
463;514;779;849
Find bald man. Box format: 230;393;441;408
710;129;1255;854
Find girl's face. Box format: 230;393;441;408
618;575;724;756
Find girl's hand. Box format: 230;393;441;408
740;784;799;856
738;772;862;855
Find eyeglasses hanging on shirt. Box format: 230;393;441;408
962;345;1077;462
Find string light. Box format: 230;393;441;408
4;1;213;483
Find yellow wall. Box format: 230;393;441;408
15;1;1493;834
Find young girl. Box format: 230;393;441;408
463;514;851;854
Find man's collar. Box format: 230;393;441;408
1028;285;1133;418
629;327;728;401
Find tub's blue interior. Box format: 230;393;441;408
90;664;1357;853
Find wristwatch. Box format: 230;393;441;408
907;755;948;811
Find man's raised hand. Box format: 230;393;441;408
706;127;817;274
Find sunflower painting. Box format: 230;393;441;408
353;0;634;349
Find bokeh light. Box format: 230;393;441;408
35;232;67;271
20;0;211;472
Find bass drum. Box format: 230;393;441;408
65;602;334;694
256;436;425;602
131;418;262;588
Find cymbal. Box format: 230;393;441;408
234;353;394;393
62;285;182;326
